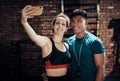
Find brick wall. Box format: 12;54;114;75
0;0;61;78
0;0;120;79
100;0;120;78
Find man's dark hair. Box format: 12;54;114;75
70;9;87;19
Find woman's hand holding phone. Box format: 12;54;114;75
29;6;43;16
21;5;43;23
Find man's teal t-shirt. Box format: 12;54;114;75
65;31;105;81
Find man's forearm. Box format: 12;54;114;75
95;67;104;81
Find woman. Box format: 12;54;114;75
21;5;72;81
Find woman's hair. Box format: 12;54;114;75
52;13;70;27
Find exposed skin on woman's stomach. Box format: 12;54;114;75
46;68;67;76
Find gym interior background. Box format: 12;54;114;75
0;0;120;81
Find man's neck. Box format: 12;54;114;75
76;31;87;39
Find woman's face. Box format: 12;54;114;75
53;17;67;35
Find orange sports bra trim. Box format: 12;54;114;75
45;60;67;69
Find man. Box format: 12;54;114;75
66;9;105;81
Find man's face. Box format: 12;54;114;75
70;15;86;34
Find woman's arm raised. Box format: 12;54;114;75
21;5;48;47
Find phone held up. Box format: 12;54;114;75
29;6;43;16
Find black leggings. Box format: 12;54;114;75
47;73;72;81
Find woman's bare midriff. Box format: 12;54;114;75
46;68;67;77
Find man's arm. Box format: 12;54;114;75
94;53;106;81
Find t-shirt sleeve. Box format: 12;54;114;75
91;39;105;54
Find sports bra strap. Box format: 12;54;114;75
63;43;71;58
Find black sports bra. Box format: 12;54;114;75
43;38;71;68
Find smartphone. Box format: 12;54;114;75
29;6;43;16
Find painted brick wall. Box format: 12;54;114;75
0;0;120;79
